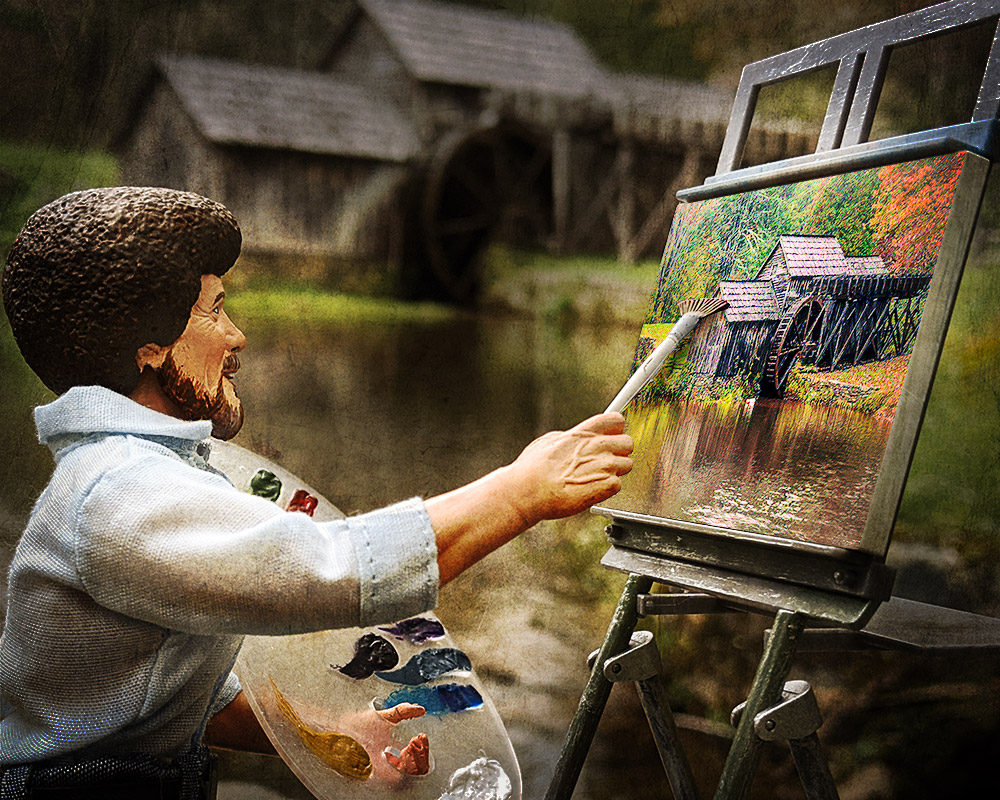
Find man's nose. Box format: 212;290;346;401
223;310;247;352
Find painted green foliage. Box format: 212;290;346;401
646;154;966;326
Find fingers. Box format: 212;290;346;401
573;432;633;463
563;452;633;485
570;412;626;435
600;433;634;457
608;454;633;476
592;474;623;504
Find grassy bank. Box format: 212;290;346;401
480;245;660;327
227;280;460;328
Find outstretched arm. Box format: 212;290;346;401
426;412;633;585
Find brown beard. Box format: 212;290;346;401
156;350;245;440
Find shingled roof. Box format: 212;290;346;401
718;281;781;322
356;0;610;99
754;236;889;279
718;237;889;321
778;235;849;277
156;54;421;162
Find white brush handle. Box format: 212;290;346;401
605;312;702;414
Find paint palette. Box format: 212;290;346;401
209;439;521;800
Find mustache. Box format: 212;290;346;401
223;353;240;374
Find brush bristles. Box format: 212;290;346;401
677;297;729;317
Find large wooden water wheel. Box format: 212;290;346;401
420;123;551;303
761;295;824;397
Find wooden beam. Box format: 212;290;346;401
566;147;627;252
621;147;702;263
551;128;572;254
610;142;636;258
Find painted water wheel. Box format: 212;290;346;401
420;123;551;303
761;295;824;397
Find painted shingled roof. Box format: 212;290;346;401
718;280;781;322
156;54;421;162
778;236;848;277
358;0;610;98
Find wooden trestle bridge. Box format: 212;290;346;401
760;273;932;397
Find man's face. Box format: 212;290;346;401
156;274;247;440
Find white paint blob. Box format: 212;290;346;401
436;756;512;800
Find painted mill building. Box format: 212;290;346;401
685;235;932;397
121;0;815;301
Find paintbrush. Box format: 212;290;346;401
605;297;729;414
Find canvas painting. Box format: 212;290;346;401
601;152;970;550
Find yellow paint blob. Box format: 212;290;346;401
269;676;373;780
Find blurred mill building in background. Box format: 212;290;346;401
121;0;813;302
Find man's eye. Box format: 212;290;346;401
212;306;221;315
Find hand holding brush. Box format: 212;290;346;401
605;297;729;414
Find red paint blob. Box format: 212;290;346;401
286;489;318;516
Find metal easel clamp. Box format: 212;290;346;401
586;630;661;683
731;680;823;742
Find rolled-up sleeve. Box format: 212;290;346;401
347;496;438;627
74;449;438;635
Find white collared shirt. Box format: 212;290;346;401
0;386;438;764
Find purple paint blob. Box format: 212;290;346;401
381;683;483;716
377;616;445;644
375;648;472;685
333;633;399;679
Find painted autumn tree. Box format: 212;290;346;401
647;154;966;327
868;153;966;272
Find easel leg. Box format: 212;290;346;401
789;734;840;800
544;573;653;800
714;609;804;800
636;674;700;800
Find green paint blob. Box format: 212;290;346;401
249;469;282;501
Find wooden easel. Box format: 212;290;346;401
545;3;1000;798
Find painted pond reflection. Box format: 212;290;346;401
607;398;893;549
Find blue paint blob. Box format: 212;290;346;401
333;633;399;679
378;617;445;644
375;647;472;685
381;683;484;716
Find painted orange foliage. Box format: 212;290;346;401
869;153;965;273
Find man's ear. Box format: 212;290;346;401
136;342;168;371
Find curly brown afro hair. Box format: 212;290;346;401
2;187;241;396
